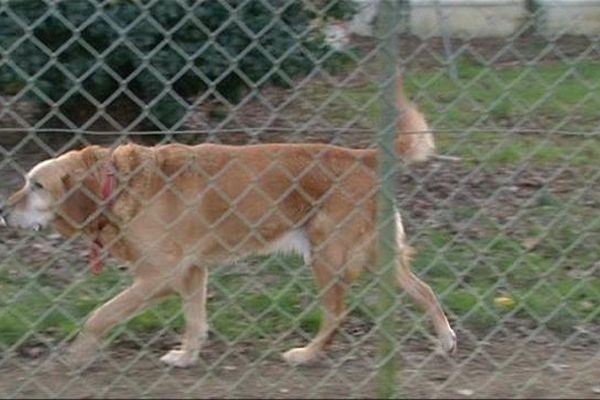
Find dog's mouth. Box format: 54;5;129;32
0;216;44;232
24;222;44;232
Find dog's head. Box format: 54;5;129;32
1;146;110;236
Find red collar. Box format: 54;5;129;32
90;157;117;275
100;158;117;207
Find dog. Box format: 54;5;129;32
0;77;456;368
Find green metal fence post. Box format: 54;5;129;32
375;0;401;398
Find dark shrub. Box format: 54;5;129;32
0;0;356;132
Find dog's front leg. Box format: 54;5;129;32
160;266;209;368
66;279;172;368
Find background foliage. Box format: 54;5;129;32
0;0;357;131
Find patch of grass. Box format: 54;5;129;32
442;132;600;169
412;59;600;125
307;60;600;167
0;254;318;349
411;199;600;334
207;255;323;342
0;267;129;348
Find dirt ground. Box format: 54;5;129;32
1;332;600;398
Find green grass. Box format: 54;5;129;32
1;60;599;349
305;59;600;167
411;199;600;334
0;254;325;349
0;267;129;348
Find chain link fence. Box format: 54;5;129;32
1;0;600;398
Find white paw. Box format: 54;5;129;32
160;350;198;368
282;347;317;365
439;327;458;355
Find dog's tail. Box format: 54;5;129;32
395;72;435;162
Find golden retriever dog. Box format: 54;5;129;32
0;77;456;368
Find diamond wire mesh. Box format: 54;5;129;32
1;0;600;398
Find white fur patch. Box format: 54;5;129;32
266;228;311;264
6;160;56;230
395;210;406;250
7;187;53;230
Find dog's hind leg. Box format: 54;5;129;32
396;252;457;353
160;265;209;368
394;212;457;354
282;243;348;365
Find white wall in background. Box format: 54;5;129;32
410;0;525;38
347;0;600;38
541;0;600;35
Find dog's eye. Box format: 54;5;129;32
31;181;45;191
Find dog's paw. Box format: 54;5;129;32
439;328;457;355
64;335;100;372
63;349;100;375
160;350;198;368
282;347;318;365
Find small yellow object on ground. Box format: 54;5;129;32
494;296;516;308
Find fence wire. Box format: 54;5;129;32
1;0;600;398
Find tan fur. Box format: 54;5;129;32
395;73;435;161
1;79;455;368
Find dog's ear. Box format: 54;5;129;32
57;171;100;230
48;145;111;236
